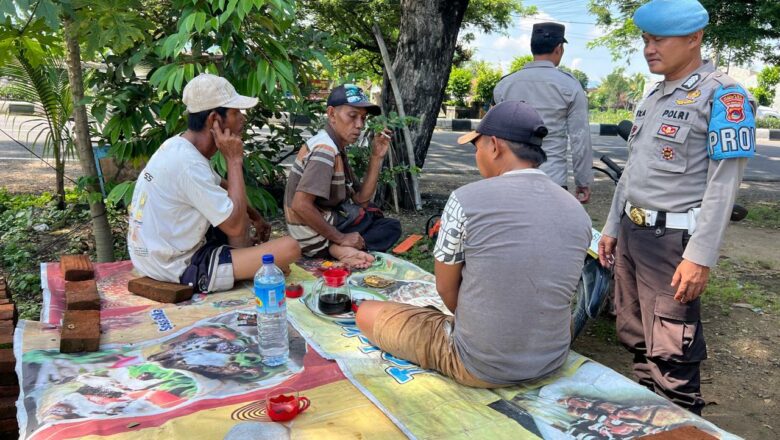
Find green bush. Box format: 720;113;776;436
0;83;29;101
756;117;780;129
589;109;634;125
446;67;472;107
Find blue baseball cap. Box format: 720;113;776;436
327;84;381;116
633;0;709;37
457;101;548;147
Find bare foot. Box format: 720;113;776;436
329;244;375;269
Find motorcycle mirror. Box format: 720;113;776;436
617;120;633;142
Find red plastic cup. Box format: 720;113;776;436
322;268;349;287
285;283;304;298
265;387;310;422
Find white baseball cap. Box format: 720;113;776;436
182;73;258;113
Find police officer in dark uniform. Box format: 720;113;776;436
598;0;756;415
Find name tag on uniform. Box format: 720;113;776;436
707;86;755;160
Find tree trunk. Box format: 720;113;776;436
380;0;470;208
63;16;115;262
54;134;65;210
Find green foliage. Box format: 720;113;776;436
559;65;589;90
348;112;421;184
509;55;533;73
751;66;780;106
446;67;472;107
588;0;780;65
0;50;74;205
757;117;780;129
588;109;634;124
744;201;780;229
750;87;773;107
473;64;502;106
400;236;435;274
589;67;643;111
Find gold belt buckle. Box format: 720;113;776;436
629;206;646;226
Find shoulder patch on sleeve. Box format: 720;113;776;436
707;85;755;160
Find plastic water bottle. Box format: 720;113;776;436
254;254;288;366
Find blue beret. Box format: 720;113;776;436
633;0;709;36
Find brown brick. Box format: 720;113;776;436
60;254;94;281
128;277;193;303
0;397;15;420
0;417;18;438
0;349;14;375
0;277;6;290
65;280;101;311
0;304;16;325
0;299;9;306
0;321;11;346
60;310;100;353
0;384;18;398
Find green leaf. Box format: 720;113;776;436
106;181;135;206
194;12;207;33
181;13;197;33
149;64;174;87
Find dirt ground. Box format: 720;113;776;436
4;162;779;439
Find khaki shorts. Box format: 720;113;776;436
372;302;502;388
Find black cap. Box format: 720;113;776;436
457;101;548;147
531;22;567;44
326;84;381;116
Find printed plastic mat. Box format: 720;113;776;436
13;254;740;439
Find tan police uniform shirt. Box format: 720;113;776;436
493;61;593;187
603;61;754;267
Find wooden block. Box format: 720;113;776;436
0;397;15;420
0;349;14;375
59;254;94;281
392;234;423;254
639;426;718;440
0;384;18;398
0;418;18;438
60;310;100;353
65;280;101;311
128;277;194;303
0;299;9;306
0;321;12;346
0;304;16;325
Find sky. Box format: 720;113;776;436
463;0;662;87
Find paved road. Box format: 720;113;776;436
424;129;780;182
3;115;779;182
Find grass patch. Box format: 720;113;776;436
703;260;779;313
584;316;619;345
400;237;436;274
744;202;780;229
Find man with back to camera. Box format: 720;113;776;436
597;0;756;415
128;73;300;292
356;101;592;387
493;22;593;202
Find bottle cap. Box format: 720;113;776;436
262;254;274;264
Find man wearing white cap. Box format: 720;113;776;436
597;0;755;414
127;74;300;292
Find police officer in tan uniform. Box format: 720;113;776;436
598;0;756;415
493;22;593;202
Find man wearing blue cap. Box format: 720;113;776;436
597;0;756;415
356;101;591;387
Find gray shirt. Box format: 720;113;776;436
602;61;753;267
434;169;591;384
493;61;593;188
